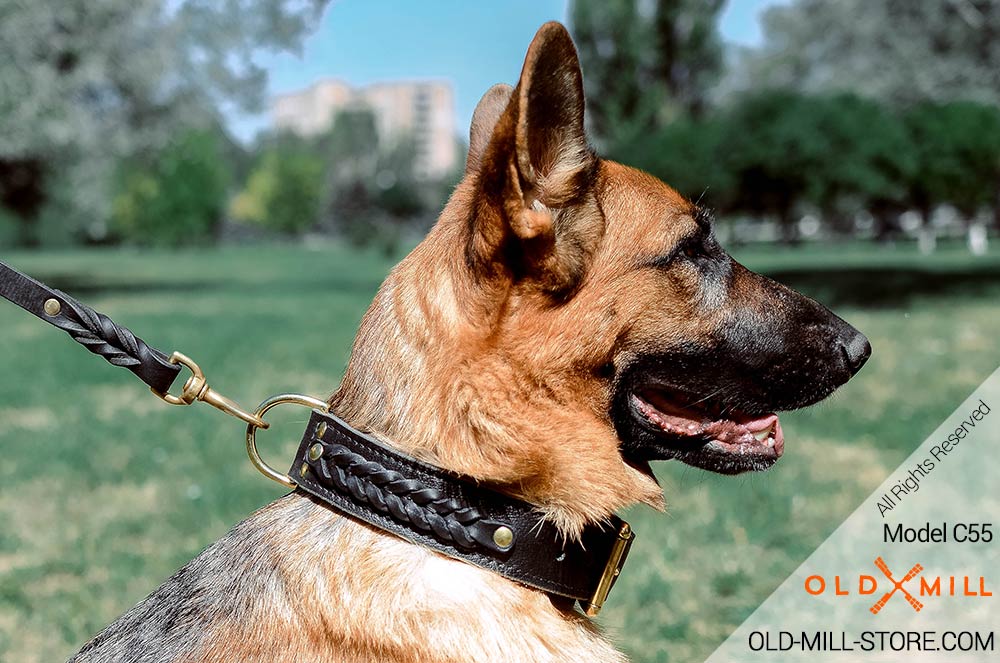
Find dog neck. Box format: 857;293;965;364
328;179;662;540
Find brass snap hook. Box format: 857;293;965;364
152;351;268;428
245;394;329;488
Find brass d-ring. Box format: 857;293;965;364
245;394;329;488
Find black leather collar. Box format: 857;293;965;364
291;409;635;615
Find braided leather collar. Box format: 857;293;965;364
291;409;635;615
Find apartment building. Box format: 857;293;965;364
271;79;457;179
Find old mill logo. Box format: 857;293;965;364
870;558;923;614
804;557;991;614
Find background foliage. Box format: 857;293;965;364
573;0;1000;244
3;0;1000;249
111;129;232;246
0;0;328;246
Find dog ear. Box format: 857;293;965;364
512;22;595;215
467;84;513;175
468;22;601;296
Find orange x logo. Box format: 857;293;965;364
870;557;923;614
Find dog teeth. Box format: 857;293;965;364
753;424;774;443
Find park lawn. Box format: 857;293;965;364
1;241;998;663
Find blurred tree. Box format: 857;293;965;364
322;108;380;172
319;108;430;251
609;116;736;211
802;95;916;240
736;0;1000;108
718;92;922;243
233;106;437;248
230;141;325;235
372;137;425;220
720;91;823;243
0;0;328;245
904;102;1000;240
111;128;231;246
321;107;383;244
570;0;725;145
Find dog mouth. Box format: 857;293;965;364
629;387;784;474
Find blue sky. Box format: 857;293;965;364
229;0;784;142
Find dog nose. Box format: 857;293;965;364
840;331;871;375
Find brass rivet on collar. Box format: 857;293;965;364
299;462;310;478
308;443;324;462
492;526;514;549
43;298;61;316
316;422;327;438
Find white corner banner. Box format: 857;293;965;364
704;367;999;662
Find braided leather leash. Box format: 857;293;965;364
0;259;266;426
0;260;180;394
0;258;635;616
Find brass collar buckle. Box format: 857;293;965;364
583;521;635;617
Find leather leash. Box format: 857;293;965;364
0;260;181;395
0;259;634;616
0;260;267;427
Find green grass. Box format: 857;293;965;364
1;241;999;662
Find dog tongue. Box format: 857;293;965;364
634;393;782;452
735;413;779;433
704;412;776;438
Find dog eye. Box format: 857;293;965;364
645;237;711;270
681;239;708;261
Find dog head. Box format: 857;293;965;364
333;22;870;536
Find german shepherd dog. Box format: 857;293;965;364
72;22;870;663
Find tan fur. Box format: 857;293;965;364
188;153;706;661
192;497;626;663
200;23;705;660
329;160;697;537
87;22;725;663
